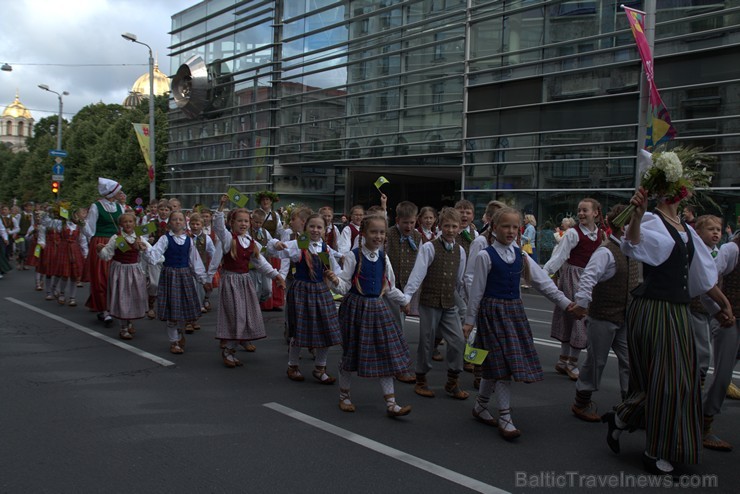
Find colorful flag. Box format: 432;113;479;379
34;244;42;258
135;222;157;236
132;123;154;182
374;176;389;190
623;6;677;150
226;187;249;208
297;232;310;250
59;207;69;219
318;251;331;268
116;237;131;252
463;343;489;365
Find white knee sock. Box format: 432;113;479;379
66;279;77;299
495;380;512;411
314;347;329;367
288;339;301;366
166;321;179;342
379;377;395;396
474;378;496;420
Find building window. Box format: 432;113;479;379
17;122;23;136
5;121;10;135
432;82;444;112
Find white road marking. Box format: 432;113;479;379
263;402;510;494
6;297;175;367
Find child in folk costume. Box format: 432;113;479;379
1;204;19;263
187;213;221;332
16;202;35;271
144;199;172;319
568;205;637;422
27;211;44;290
454;200;478;256
273;213;343;383
464;208;573;440
384;201;422;384
333;214;413;417
43;208;89;307
41;209;62;300
417;206;438;244
320;206;339;251
543;198;604;380
199;208;220;311
278;207;312;342
337;205;364;255
84;178;125;326
403;207;469;400
97;213;150;340
700;229;740;452
256;190;285;311
242;208;273;352
144;211;209;355
688;215;722;388
213;196;285;368
0;215;12;277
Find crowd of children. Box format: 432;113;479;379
7;174;740;477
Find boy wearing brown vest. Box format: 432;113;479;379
403;207;469;399
569;205;638;421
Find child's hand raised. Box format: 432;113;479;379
218;194;229;211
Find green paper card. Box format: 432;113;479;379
135;222;157;236
116;238;131;252
59;207;69;219
463;343;488;365
227;187;249;208
374;176;389;189
297;233;310;250
34;244;42;258
318;251;331;268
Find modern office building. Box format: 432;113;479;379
167;0;739;225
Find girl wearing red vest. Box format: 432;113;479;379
97;213;150;340
543;198;604;380
43;208;88;307
337;205;364;254
213;196;285;367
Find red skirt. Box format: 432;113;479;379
26;236;40;268
259;257;284;310
41;234;60;276
52;240;85;279
85;236;112;312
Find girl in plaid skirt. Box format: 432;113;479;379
334;214;413;417
213;196;285;368
144;211;209;355
97;213;151;340
273;212;343;384
464;208;573;440
43;209;89;307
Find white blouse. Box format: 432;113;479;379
144;232;208;283
335;245;406;306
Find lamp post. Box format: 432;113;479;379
38;84;68;150
122;32;156;202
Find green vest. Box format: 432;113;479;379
94;201;123;238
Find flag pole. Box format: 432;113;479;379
635;0;656;155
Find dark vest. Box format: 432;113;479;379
19;213;32;233
262;210;279;238
631;214;694;304
294;242;326;283
162;235;191;268
589;239;640;325
348;223;361;249
567;226;602;268
385;225;421;290
483;245;522;300
193;233;209;266
420;239;460;309
113;238;139;264
722;243;740;316
325;225;337;251
349;249;385;298
222;238;253;273
455;225;476;256
93;202;122;238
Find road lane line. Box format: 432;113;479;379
5;297;175;367
263;402;509;494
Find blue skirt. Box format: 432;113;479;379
156;266;201;322
287;280;342;348
477;297;543;382
338;293;411;378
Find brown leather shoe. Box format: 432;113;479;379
572;402;601;422
312;366;336;385
414;374;435;397
703;433;733;451
472;407;497;426
395;373;416;384
387;404;412;417
170;343;184;354
287;365;305;382
119;329;133;340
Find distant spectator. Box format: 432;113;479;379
539;221;555;265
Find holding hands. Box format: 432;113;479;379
274;274;286;289
567;303;587;320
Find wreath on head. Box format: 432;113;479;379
255;190;280;203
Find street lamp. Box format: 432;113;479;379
38;84;69;150
1;63;12;72
122;32;156;202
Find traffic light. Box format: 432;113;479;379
51;181;60;195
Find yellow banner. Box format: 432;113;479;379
132;123;154;181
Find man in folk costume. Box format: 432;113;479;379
256;190;285;311
16;202;35;270
84;178;124;326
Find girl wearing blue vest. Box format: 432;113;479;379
274;213;342;383
145;211;209;355
333;214;413;417
464;207;573;440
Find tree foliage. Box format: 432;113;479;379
0;95;168;208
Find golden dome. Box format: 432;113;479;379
131;63;170;97
2;93;32;119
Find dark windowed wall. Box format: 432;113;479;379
167;0;740;223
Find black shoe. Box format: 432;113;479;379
97;312;105;322
642;452;676;478
104;315;113;328
601;412;622;454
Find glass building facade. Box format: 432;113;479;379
167;0;740;226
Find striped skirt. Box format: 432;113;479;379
338;293;411;378
615;296;701;464
286;279;342;348
550;262;588;348
156;266;202;322
215;270;266;341
477;297;543;382
108;261;148;320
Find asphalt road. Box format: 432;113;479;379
1;270;738;493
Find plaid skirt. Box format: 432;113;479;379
216;270;266;341
286;279;342;348
54;240;85;279
41;236;60;276
156;266;201;322
26;237;39;268
108;260;148;320
338;293;411;378
477;297;543;382
550;262;588;348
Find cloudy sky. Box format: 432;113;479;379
1;0;197;121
